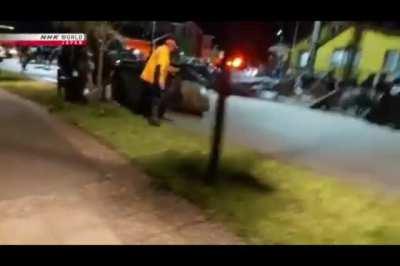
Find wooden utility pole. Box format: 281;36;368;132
307;21;322;74
287;21;300;68
343;23;363;82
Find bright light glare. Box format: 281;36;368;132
276;29;283;36
0;25;14;30
133;49;141;56
247;68;258;77
232;57;243;68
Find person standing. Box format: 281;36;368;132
140;37;179;126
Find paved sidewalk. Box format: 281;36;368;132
0;88;241;244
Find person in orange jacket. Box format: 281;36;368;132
141;37;179;126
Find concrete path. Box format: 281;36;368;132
0;88;240;244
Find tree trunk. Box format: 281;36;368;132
97;40;105;101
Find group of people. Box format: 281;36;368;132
19;46;60;71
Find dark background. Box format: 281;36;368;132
198;21;315;63
3;21;400;64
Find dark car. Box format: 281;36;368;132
167;62;210;115
111;56;146;113
366;78;400;128
111;52;210;116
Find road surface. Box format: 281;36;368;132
2;58;400;190
0;58;57;82
172;94;400;189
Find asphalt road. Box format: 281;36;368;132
171;94;400;189
2;58;400;190
0;58;57;82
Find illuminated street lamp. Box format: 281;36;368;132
276;29;283;43
0;25;14;31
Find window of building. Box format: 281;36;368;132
331;49;349;67
330;49;360;69
298;51;309;68
354;51;361;69
383;50;400;73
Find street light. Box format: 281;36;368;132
0;25;14;31
276;29;284;43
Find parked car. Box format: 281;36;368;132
5;47;18;58
111;55;146;113
167;62;210;115
229;68;279;97
111;52;210;116
365;78;400;128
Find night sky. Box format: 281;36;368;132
4;21;400;64
198;22;273;63
0;21;314;64
197;21;315;64
197;21;400;63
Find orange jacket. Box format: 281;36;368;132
140;45;170;89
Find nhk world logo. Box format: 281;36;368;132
0;33;87;46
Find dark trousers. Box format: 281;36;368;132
159;88;175;118
142;81;162;118
142;80;173;119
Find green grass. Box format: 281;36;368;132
0;69;28;81
2;74;400;244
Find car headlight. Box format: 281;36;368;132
200;87;207;96
133;49;141;56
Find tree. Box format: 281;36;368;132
54;21;116;101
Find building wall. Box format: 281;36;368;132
314;27;354;74
294;26;400;82
357;29;400;81
290;38;309;68
290;23;349;68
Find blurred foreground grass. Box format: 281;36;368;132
2;73;400;244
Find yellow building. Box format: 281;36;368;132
292;25;400;83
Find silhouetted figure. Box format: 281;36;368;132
58;46;91;103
